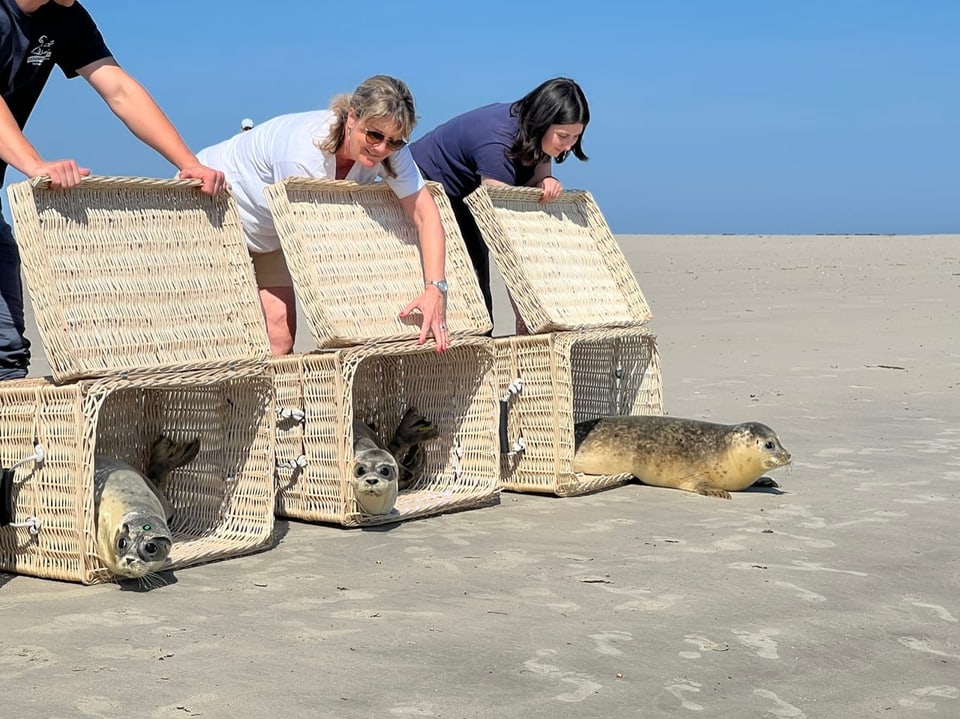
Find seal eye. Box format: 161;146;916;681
378;466;392;478
117;537;129;551
354;465;366;477
763;441;776;450
143;542;158;556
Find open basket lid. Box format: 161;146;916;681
464;186;652;334
263;178;491;349
6;175;269;383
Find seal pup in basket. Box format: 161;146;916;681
94;435;200;582
352;408;440;515
572;416;791;499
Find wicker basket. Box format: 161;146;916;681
271;338;499;526
0;370;275;584
495;327;663;496
6;175;269;383
263;178;492;348
464;186;651;333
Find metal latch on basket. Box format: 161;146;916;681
499;379;524;455
1;443;45;529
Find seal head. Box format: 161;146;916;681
94;435;201;581
352;420;400;516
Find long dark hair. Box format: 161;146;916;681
508;77;590;166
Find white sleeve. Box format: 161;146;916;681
383;146;426;199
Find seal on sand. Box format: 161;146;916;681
572;416;791;499
352;408;440;515
94;435;200;580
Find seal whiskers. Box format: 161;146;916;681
572;416;791;499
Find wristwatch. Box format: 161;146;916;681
426;279;449;294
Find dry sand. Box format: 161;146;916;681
2;234;959;717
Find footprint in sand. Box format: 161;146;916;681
733;629;780;659
589;630;633;656
897;685;959;711
680;634;729;659
903;596;958;623
522;649;602;703
753;688;807;717
660;680;704;711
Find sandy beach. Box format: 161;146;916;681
3;233;959;717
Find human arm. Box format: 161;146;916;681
528;161;562;204
397;186;449;352
0;96;90;187
79;58;225;194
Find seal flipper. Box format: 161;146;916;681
145;435;201;520
678;476;732;500
388;408;440;490
387;408;439;456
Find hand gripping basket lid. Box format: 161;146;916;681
464;185;652;334
6;175;270;383
263;178;492;348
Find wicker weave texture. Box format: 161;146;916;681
495;328;663;496
6;176;269;383
0;370;276;584
272;338;500;526
263;178;492;348
465;186;652;333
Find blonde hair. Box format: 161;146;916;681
319;75;417;178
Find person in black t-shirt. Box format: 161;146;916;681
0;0;225;379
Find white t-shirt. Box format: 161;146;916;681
197;110;425;253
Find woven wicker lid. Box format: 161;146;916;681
464;186;652;333
263;178;491;349
6;175;270;383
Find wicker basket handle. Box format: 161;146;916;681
28;175;205;190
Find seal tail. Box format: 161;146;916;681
146;435;201;494
387;408;440;456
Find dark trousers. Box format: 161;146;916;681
0;217;31;379
448;195;493;321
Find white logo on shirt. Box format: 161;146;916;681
26;36;54;67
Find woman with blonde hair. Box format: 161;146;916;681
197;75;449;355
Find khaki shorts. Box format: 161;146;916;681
251;249;293;288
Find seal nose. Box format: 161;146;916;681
365;477;380;486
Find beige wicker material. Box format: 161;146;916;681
495;327;663;496
464;186;652;333
263;178;492;348
6;175;269;383
271;338;499;527
0;369;276;584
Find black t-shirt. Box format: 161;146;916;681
0;0;111;183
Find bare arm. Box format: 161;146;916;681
397;186;449;351
79;57;224;194
481;161;561;204
0;95;89;187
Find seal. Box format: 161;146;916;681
352;420;400;516
572;416;791;499
352;408;440;515
94;435;200;581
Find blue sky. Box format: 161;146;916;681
7;0;958;234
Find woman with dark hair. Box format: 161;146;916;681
410;77;590;321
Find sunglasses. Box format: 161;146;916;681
361;127;407;152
